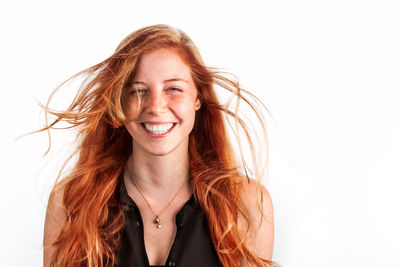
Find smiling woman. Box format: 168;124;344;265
40;24;278;267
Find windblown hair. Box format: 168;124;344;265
41;24;278;267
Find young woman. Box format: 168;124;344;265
42;24;277;267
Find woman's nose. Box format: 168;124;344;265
144;91;167;115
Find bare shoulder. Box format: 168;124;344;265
43;185;66;267
239;178;274;265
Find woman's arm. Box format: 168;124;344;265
239;179;275;266
43;188;65;267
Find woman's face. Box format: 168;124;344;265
124;48;200;157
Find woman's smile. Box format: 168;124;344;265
141;122;177;137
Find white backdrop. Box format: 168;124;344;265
1;1;399;266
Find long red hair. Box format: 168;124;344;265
41;24;278;267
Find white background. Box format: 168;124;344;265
1;1;399;266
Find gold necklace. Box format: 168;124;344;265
127;170;188;229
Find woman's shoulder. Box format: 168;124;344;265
43;184;66;267
239;178;274;263
240;177;274;220
45;183;67;223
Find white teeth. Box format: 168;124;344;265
144;123;174;135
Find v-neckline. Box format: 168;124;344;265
121;175;195;266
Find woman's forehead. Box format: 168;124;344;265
133;48;193;83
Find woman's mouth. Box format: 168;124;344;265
141;122;176;136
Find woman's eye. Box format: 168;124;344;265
129;88;147;96
167;87;182;92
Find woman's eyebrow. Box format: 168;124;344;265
132;81;146;85
132;78;189;85
164;78;189;84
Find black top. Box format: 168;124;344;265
115;175;222;267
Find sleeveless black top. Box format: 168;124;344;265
115;175;222;267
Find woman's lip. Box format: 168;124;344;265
141;121;176;125
141;123;177;138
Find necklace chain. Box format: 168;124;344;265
127;169;187;229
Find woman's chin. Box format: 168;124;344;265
136;144;177;157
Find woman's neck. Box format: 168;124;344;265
126;148;190;193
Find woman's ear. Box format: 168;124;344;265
195;98;201;111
